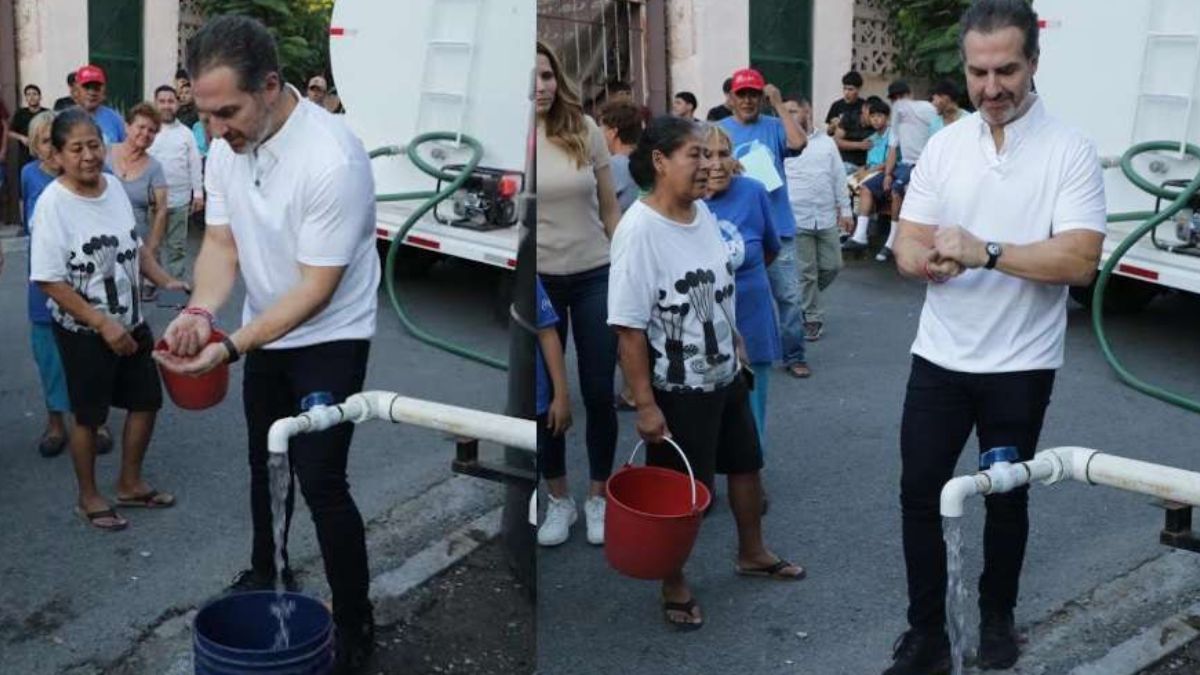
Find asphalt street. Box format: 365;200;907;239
538;255;1200;675
0;231;515;675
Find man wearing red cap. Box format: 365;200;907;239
718;67;811;378
75;65;126;146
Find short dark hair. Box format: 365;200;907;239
175;68;190;81
674;91;697;110
931;79;961;100
784;93;809;107
868;99;891;117
629;116;700;190
842;71;864;88
721;77;733;94
154;85;178;99
959;0;1040;61
24;84;41;95
598;99;643;146
66;72;76;87
187;14;280;92
50;108;101;151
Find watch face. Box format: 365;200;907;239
987;243;1002;256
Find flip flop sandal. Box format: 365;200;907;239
75;506;128;531
96;427;114;455
38;433;67;458
115;489;176;509
736;558;806;581
662;597;704;631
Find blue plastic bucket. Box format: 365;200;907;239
193;591;334;675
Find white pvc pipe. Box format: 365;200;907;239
939;446;1200;518
267;390;536;455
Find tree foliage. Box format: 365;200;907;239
878;0;972;81
194;0;335;86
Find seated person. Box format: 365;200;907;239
844;98;893;249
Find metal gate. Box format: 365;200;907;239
537;0;646;112
89;0;143;114
750;0;812;102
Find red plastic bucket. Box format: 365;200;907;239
605;439;712;580
155;330;230;410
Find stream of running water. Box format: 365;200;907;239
944;516;967;675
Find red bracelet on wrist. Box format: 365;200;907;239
924;261;944;284
183;306;215;325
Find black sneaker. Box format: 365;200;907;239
333;610;376;675
978;610;1019;669
227;568;300;593
882;629;950;675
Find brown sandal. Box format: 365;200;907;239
75;506;128;531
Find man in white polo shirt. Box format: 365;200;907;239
882;1;1106;673
148;84;204;281
154;15;380;674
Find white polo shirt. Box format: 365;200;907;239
204;88;380;349
900;96;1106;373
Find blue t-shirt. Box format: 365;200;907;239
193;120;209;157
867;127;891;167
22;161;59;323
535;276;560;416
610;154;638;213
704;175;781;365
92;105;126;146
720;114;798;238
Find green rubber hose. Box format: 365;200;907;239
1093;140;1200;412
369;133;507;370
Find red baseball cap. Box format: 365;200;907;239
76;64;107;86
730;68;765;93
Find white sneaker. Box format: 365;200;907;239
537;495;577;546
584;496;606;545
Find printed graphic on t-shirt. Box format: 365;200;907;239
650;264;737;391
58;230;141;331
717;219;746;270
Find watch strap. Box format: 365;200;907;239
985;242;1001;270
221;335;241;364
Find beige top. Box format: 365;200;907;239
536;115;612;275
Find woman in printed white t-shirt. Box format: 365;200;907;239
608;116;805;631
30;109;188;531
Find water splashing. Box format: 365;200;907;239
269;452;294;650
944;516;967;675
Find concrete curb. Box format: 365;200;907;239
1069;602;1200;675
372;507;503;625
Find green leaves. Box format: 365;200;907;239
879;0;970;95
194;0;334;85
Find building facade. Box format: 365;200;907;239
536;0;902;119
11;0;185;115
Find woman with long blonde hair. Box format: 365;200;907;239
535;41;622;548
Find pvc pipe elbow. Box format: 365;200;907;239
267;417;304;455
940;474;989;518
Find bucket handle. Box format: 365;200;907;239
627;437;699;513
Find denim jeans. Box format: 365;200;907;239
244;339;372;629
539;265;619;482
766;237;807;366
900;356;1055;631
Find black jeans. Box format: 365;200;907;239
539;265;618;481
900;356;1055;632
244;339;371;628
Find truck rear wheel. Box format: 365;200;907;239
1070;275;1160;314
